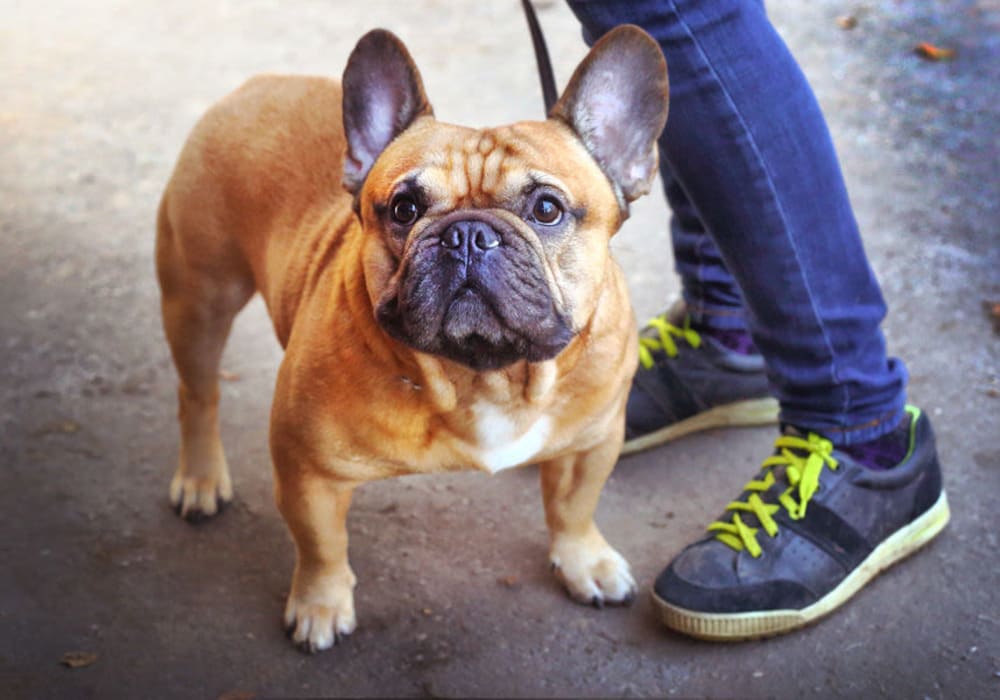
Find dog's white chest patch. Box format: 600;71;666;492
471;403;551;474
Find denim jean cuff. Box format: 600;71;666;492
781;403;908;447
683;297;750;332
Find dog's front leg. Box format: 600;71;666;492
273;465;357;653
538;435;636;608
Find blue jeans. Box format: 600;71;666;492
566;0;907;445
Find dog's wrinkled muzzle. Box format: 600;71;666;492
376;212;573;369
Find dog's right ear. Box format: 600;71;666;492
342;29;433;195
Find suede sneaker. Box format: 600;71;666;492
624;304;779;455
652;405;950;640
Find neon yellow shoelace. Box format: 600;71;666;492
708;432;839;558
638;314;702;369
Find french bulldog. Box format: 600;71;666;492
156;25;668;652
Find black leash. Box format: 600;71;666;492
520;0;558;115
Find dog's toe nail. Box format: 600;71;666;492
621;591;636;607
591;595;604;609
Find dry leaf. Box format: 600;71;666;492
60;651;97;669
985;300;1000;333
836;15;858;30
217;692;255;700
915;42;956;61
31;420;81;438
497;574;521;589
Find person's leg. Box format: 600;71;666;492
664;2;764;339
664;166;749;333
622;153;778;455
565;0;948;639
568;0;906;444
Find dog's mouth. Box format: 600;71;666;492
441;287;505;346
375;212;573;370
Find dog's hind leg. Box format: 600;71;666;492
156;196;255;521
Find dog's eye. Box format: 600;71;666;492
390;195;421;226
531;196;563;225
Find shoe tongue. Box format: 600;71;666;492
774;424;815;478
717;428;839;545
722;429;804;529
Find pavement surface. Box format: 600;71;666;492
2;1;998;698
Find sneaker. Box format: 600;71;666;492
624;303;779;455
652;405;950;640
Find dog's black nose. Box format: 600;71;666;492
440;220;500;253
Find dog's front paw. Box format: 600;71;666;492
284;571;357;653
550;531;636;608
169;466;232;521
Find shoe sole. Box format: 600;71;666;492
652;489;950;641
621;397;779;456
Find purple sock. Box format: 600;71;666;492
839;415;911;470
693;323;758;356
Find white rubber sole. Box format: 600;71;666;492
653;490;951;641
621;397;779;456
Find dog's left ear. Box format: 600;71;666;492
342;29;433;195
551;25;669;204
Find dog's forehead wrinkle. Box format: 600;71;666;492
412;127;587;209
425;129;523;202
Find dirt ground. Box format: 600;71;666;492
2;1;998;698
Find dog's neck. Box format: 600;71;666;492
411;353;560;414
